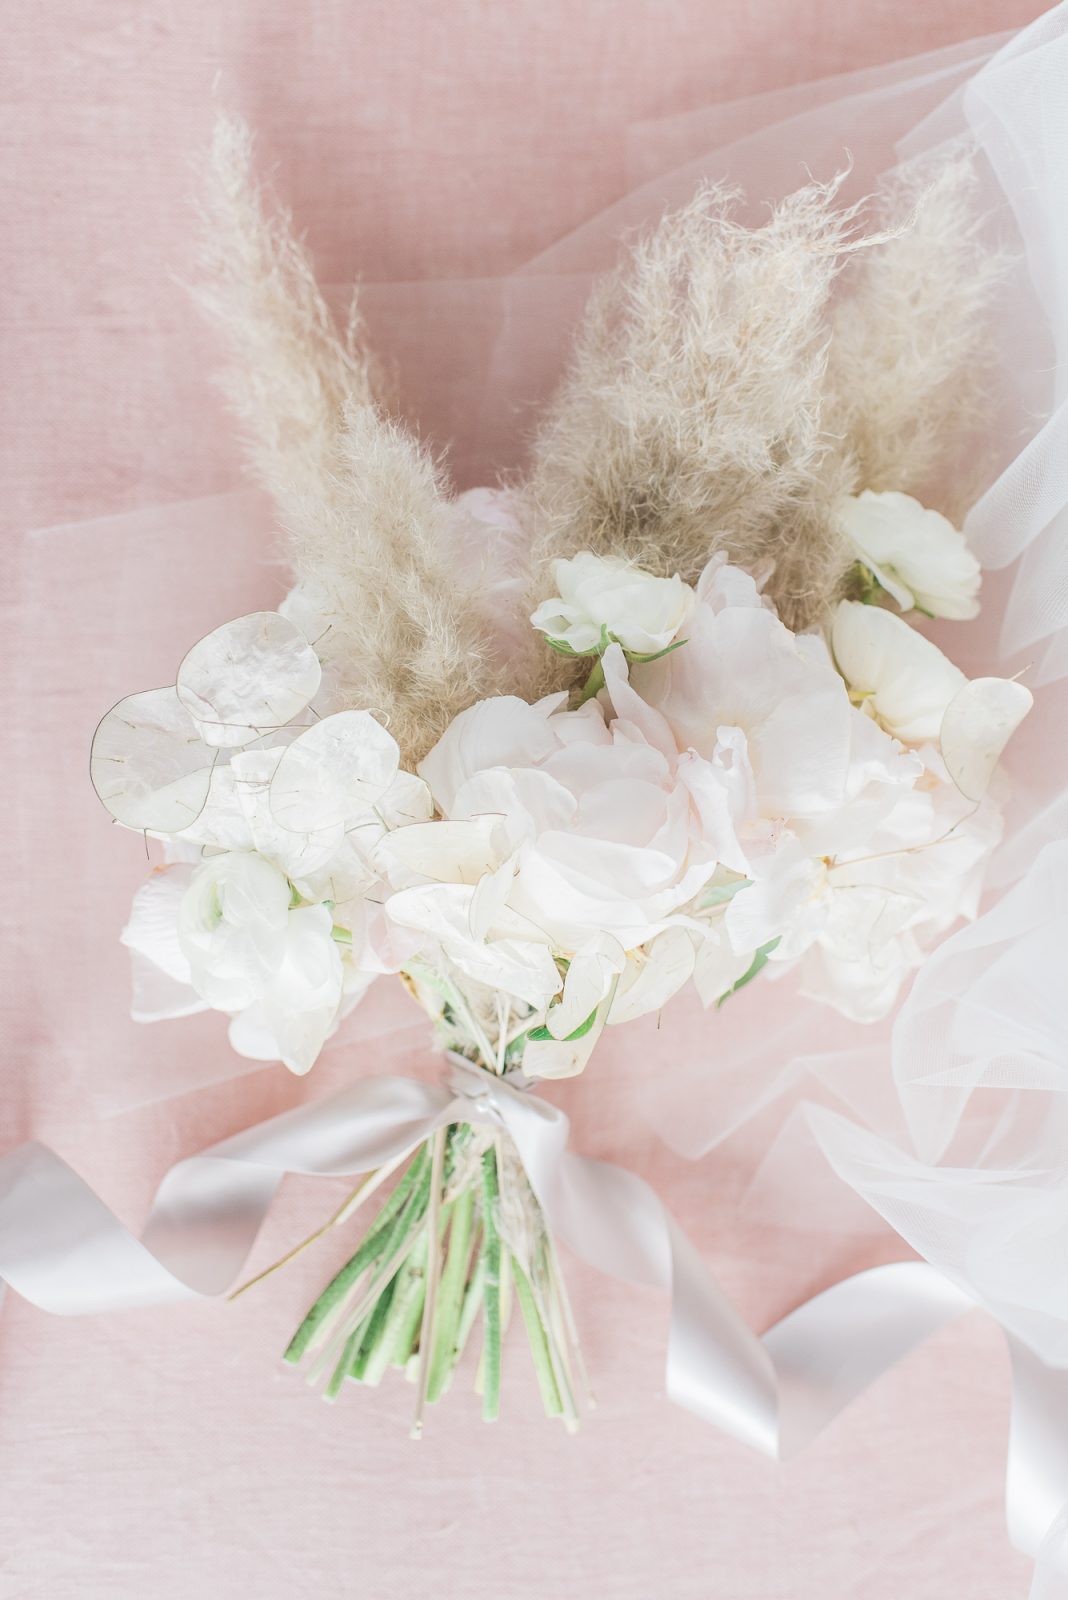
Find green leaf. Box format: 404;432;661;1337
527;1004;599;1043
698;877;752;910
544;636;585;657
716;938;781;1008
624;636;689;665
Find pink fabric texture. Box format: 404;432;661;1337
1;4;1052;1596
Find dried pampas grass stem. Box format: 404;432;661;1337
519;154;999;697
195;114;493;767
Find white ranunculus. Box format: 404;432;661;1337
837;490;982;620
414;683;720;955
385;648;742;1020
530;552;694;656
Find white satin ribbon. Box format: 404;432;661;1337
2;1063;1067;1591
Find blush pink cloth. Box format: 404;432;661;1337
1;4;1052;1597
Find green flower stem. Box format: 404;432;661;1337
313;1214;426;1388
494;1248;513;1348
411;1127;447;1438
324;1324;364;1402
575;657;606;707
427;1184;476;1404
511;1253;563;1419
451;1240;485;1376
389;1242;429;1371
283;1143;429;1365
365;1231;428;1385
479;1148;502;1422
349;1265;403;1383
529;1246;579;1428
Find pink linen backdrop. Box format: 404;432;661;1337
1;4;1051;1597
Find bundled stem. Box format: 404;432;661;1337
279;1118;585;1432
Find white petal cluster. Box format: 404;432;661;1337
98;610;428;1074
530;552;693;656
98;521;1030;1077
837;490;982;620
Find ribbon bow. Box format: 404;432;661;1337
1;1063;1067;1592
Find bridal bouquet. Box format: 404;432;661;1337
90;119;1032;1431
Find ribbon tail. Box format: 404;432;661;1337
493;1086;1068;1578
0;1075;453;1314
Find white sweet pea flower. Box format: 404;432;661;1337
121;866;210;1021
170;850;348;1074
530;552;694;656
831;601;966;743
608;926;697;1024
178;852;293;1011
226;903;346;1076
837;490;981;620
384;878;563;1010
831;602;1032;793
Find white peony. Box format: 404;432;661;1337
837;490;981;620
380;649;748;1017
530;552;694;656
632;557;916;826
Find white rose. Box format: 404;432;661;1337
837;490;981;620
530;552;694;656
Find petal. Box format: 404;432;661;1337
831;601;965;743
608;926;695;1024
418;695;563;815
548;931;626;1037
91;686;215;834
269;710;399;831
377;816;502;887
127;951;208;1022
940;677;1033;801
176;612;322;749
121;868;196;982
692;927;756;1008
386;883;561;1008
